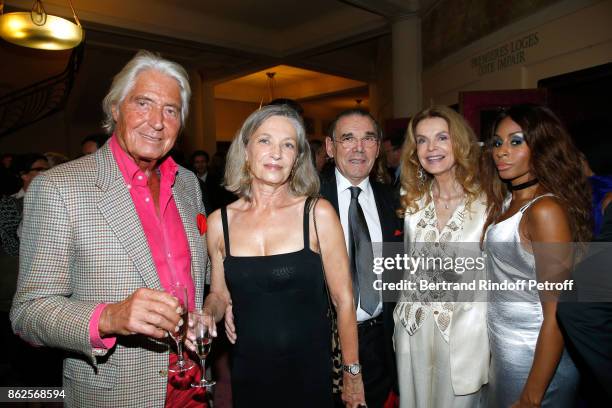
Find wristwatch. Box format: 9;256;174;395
343;362;362;376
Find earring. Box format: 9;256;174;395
417;165;426;188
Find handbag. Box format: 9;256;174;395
309;196;344;394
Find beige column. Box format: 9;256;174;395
368;82;381;123
201;82;217;155
392;15;422;118
184;69;204;155
369;35;393;125
183;70;216;156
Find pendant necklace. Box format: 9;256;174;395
437;194;462;210
434;182;464;210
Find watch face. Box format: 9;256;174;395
346;364;360;375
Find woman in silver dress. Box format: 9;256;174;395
481;105;592;408
393;106;489;408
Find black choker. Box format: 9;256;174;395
510;178;539;191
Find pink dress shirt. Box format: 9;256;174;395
89;136;203;406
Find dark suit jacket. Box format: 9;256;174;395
319;170;402;244
196;175;237;215
557;204;612;401
319;169;402;391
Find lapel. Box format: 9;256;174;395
173;171;205;308
371;179;400;242
405;196;426;246
320;170;401;242
319;170;339;215
461;194;487;242
95;143;161;290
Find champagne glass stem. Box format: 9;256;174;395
175;338;185;367
200;357;207;383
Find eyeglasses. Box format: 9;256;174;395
334;135;379;149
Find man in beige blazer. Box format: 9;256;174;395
10;51;208;407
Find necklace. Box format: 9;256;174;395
510;178;539;191
432;181;464;210
434;193;465;210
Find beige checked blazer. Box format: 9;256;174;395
10;142;208;407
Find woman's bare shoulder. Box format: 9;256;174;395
226;197;247;211
524;195;572;241
312;197;337;219
527;195;566;222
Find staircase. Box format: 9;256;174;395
0;43;84;137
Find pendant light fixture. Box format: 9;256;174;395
0;0;83;50
259;71;277;108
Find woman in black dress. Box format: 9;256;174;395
203;105;365;407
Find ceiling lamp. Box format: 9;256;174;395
0;0;83;50
259;71;277;108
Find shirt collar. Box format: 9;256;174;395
335;168;373;197
110;134;178;186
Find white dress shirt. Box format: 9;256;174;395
335;168;383;322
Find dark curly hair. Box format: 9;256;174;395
480;104;592;243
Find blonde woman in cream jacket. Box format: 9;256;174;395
393;106;489;408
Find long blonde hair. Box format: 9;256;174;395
399;106;481;216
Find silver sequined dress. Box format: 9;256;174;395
485;195;579;407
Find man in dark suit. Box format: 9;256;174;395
382;129;405;188
557;202;612;402
190;150;214;214
321;109;401;408
190;149;236;214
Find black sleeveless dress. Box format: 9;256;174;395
221;199;333;407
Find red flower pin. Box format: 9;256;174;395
393;229;403;237
196;213;207;235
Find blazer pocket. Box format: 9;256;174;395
64;357;118;390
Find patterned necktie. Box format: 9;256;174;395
348;186;377;315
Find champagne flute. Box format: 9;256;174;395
191;309;216;388
167;283;195;373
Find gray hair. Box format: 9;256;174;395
224;105;320;200
101;50;191;134
328;108;382;140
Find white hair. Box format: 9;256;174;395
101;50;191;134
